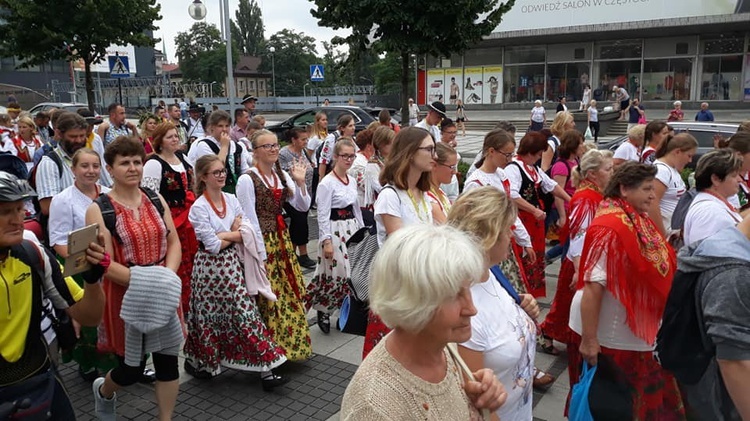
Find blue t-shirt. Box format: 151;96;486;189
629;104;644;123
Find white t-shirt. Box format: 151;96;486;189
373;186;433;246
613;141;640;163
569;256;653;351
47;184;111;248
683;192;742;246
530;106;545;123
654;161;686;228
415;119;441;143
461;272;535;421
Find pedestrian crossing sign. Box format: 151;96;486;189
310;65;324;82
109;54;130;78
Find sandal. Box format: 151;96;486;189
539;333;561;356
533;368;555;390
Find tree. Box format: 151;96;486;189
175;22;238;96
230;0;265;56
0;0;161;110
259;29;319;96
310;0;515;124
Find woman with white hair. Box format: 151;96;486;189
668;100;684;122
340;224;507;419
529;100;546;132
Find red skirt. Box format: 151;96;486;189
540;257;576;343
518;209;546;297
566;333;686;420
362;311;390;360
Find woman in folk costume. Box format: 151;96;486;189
236;130;312;362
568;162;685;419
538;149;613;359
186;154;288;389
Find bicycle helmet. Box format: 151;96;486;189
0;172;37;202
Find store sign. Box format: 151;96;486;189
495;0;748;33
427;69;445;103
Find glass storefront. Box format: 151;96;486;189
642;58;693;101
701;55;744;100
547;63;590;102
503;65;545;103
596;60;642;101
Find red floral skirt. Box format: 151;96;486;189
566;333;686;420
540;257;576;343
362;311;390;360
175;216;198;318
518;210;546;297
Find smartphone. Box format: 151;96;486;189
63;224;99;277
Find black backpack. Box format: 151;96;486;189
94;187;166;246
654;263;743;385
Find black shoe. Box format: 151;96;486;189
139;368;156;384
184;360;212;380
261;373;289;392
297;254;316;269
79;366;99;382
317;311;330;334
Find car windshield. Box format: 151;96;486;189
672;128;736;148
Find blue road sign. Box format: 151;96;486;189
109;54;130;78
310;65;324;82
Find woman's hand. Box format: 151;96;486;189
519;294;540;320
570;270;579;289
323;241;333;259
219;131;231;148
290;159;307;185
524;247;536;263
534;208;545;221
579;336;601;366
464;368;508;412
556;213;566;228
231;215;242;232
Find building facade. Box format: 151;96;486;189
420;0;750;107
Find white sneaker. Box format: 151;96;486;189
92;377;116;421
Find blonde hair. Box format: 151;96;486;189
550;111;573;137
16;116;35;134
250;129;293;199
627;124;646;143
369;224;485;332
572;149;613;187
72;148;101;167
447;187;517;253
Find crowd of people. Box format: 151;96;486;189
2;95;750;421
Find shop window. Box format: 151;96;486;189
642;58;692;101
547;63;590;102
595;60;642;101
503;64;545;103
595;40;642;60
504;46;545;64
700;55;743;100
701;34;744;55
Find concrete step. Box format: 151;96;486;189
605;120;629;137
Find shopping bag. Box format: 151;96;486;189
569;361;597;421
584;126;593;141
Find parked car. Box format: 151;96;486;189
27;102;89;116
266;106;377;141
600;121;739;168
363;107;402;125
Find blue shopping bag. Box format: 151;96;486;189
569;361;597;421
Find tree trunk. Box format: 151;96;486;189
401;51;409;128
83;58;95;112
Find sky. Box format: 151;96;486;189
155;0;350;63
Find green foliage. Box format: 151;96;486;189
457;160;471;192
259;29;318;96
310;0;515;121
230;0;266;56
0;0;161;110
371;52;414;94
175;22;240;96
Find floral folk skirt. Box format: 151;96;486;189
184;247;287;373
567;333;686;420
256;229;312;362
518;209;547;297
540;257;576;344
305;218;360;314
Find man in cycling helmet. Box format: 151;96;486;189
0;172;107;419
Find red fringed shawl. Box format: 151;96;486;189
559;179;602;244
577;198;676;343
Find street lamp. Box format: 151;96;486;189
269;46;276;112
188;0;235;111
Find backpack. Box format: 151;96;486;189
315;131;341;175
95;187;165;246
654;263;743;385
670;188;697;231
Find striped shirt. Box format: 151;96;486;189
35;147;75;200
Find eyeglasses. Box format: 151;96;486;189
256;143;280;151
337;154;356;161
210;169;227;178
442;131;458;136
417;146;436;156
438;162;457;170
499;150;515;160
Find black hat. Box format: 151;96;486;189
188;104;202;113
241;94;258;104
427;101;447;118
76;108;103;125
